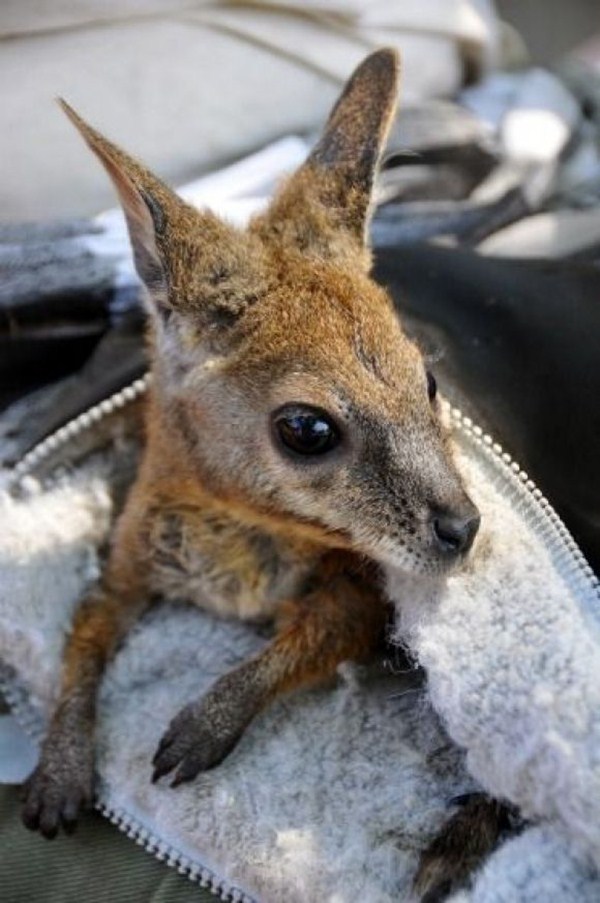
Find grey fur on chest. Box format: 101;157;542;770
147;508;314;620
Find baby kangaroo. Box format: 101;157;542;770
22;49;485;893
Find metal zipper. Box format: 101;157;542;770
4;377;600;900
446;406;599;603
0;661;257;903
96;799;254;902
10;375;151;484
5;372;257;902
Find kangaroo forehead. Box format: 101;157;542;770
236;292;417;383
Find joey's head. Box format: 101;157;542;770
62;48;479;575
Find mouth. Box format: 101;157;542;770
358;533;475;576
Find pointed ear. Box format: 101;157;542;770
308;47;400;193
59;99;190;308
61;101;268;346
255;48;400;259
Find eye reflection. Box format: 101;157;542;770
273;406;340;457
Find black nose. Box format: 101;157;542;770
431;507;480;555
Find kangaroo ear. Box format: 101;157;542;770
59;99;192;310
308;47;400;195
256;48;400;260
61;101;267;342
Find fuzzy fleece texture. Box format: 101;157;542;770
388;440;600;901
0;418;599;901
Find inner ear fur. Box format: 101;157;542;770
254;48;400;260
60;99;189;305
60;100;263;327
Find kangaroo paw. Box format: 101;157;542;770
414;794;514;902
152;663;262;786
21;729;94;839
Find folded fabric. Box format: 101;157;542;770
1;385;598;901
388;417;600;901
1;0;499;221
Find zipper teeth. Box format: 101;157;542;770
95;800;253;903
445;405;600;602
0;667;256;903
10;375;152;485
6;371;257;903
5;379;599;899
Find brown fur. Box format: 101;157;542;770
22;50;487;889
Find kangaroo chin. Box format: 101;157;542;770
22;49;482;897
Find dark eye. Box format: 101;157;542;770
426;370;437;402
273;406;340;457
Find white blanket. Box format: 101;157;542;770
388;420;600;901
0;403;599;901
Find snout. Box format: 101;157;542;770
430;502;480;556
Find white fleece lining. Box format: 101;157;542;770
1;422;599;902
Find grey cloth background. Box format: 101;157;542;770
0;0;499;220
0;782;216;903
0;689;213;901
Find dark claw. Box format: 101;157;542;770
152;702;249;785
152;740;185;783
39;819;59;841
151;721;238;785
421;880;452;903
151;663;263;787
36;792;62;840
20;735;95;838
61;792;84;833
22;782;89;839
152;732;174;766
170;771;188;788
152;746;171;769
170;755;205;787
22;798;42;832
151;763;170;784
